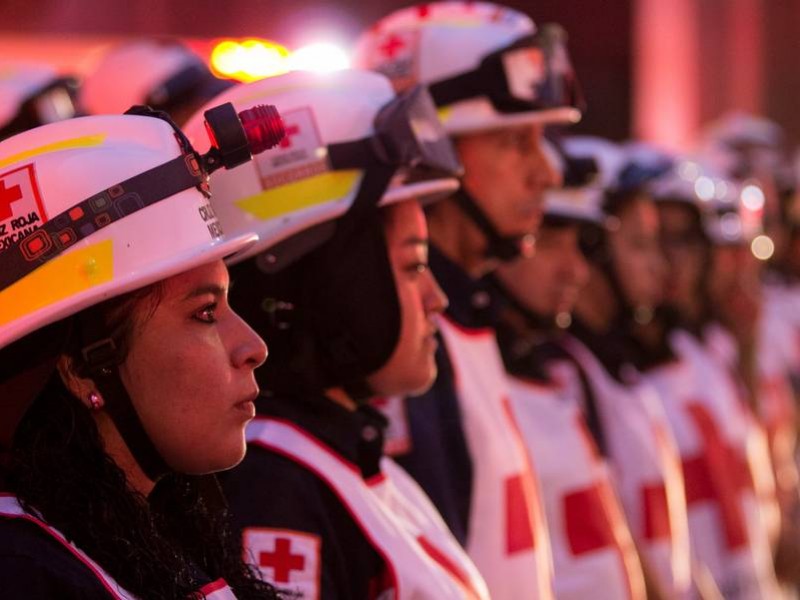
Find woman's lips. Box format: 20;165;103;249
234;390;258;419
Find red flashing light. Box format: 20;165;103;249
239;104;286;154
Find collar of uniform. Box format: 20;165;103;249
495;319;568;384
255;394;387;479
566;316;634;382
429;244;497;329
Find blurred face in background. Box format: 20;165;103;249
366;200;448;397
707;243;762;339
608;195;666;311
495;222;590;319
657;202;708;315
456;123;561;248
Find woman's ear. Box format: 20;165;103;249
56;355;100;410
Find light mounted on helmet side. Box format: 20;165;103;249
202;102;285;172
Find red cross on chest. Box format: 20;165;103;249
564;481;622;554
259;537;306;583
682;402;752;549
0;179;23;221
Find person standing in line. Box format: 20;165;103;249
488;146;649;600
185;70;490;600
355;3;584;597
0;102;286;598
641;160;784;599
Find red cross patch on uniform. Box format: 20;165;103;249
0;163;47;253
243;528;321;600
253;106;327;191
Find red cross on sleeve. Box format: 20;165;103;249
259;537;307;583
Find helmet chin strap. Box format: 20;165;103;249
77;314;169;484
583;237;653;331
488;274;559;333
451;187;535;262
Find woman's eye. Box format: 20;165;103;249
194;303;218;324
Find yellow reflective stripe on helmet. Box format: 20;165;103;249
437;106;452;124
236;170;360;220
0;240;114;326
0;135;107;170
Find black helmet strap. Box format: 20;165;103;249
451;186;530;262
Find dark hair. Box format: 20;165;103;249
232;206;400;403
6;287;279;600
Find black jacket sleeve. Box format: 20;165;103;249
0;519;116;599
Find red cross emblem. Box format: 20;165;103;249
258;537;306;583
564;481;642;598
378;34;407;59
682;402;752;549
566;418;645;598
641;424;678;541
501;397;541;555
244;527;320;596
0;163;48;251
0;179;23;221
565;482;623;554
279;123;301;149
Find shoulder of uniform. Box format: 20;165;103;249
222;444;361;540
0;518;111;598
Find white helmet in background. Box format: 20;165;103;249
543;136;627;226
81;39;232;124
698;111;786;180
184;69;463;266
649;158;763;246
185;69;463;400
354;1;583;135
0;60;81;141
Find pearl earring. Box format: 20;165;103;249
87;391;104;411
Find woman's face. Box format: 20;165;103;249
367;200;448;397
456;123;561;244
118;260;267;475
657;202;708;312
707;244;762;335
608;197;666;309
496;224;590;318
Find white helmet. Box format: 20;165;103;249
81;40;232;124
543;136;626;226
0;60;81;141
698;111;786;180
184;69;463;265
649;158;763;245
354;1;583;135
0;102;285;469
0;102;285;350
